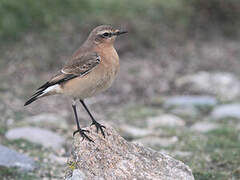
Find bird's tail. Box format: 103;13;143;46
24;84;60;106
24;90;44;106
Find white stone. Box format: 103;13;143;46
147;114;185;128
211;104;240;120
49;154;67;165
170;106;199;118
133;136;178;148
236;124;240;131
119;125;153;139
66;169;86;180
164;95;217;108
25;113;68;129
0;144;36;171
191;122;219;133
6;127;65;150
176;71;240;101
65;124;194;180
172;151;192;157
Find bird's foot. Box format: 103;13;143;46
73;129;94;142
91;121;106;138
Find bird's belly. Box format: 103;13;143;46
62;65;118;99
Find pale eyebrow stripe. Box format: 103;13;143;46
97;30;112;35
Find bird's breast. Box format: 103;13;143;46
96;47;120;91
62;46;120;99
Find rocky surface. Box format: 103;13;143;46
175;72;240;101
24;113;68;129
164;95;217;109
168;106;201;119
133;136;178;148
147;114;185;128
65;124;194;180
0;144;36;171
6;127;65;150
190;122;219;133
211;104;240;120
118;124;153;139
169;106;200;119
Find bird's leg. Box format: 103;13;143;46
72;100;93;142
80;100;106;138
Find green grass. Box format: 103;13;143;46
144;120;240;180
193;171;224;180
174;127;240;180
0;167;36;180
6;139;42;151
0;0;239;43
122;104;161;128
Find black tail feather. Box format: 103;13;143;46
24;90;44;106
24;74;77;106
37;82;50;90
24;96;38;106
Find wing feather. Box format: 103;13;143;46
38;52;100;90
24;52;101;106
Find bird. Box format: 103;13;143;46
24;25;127;142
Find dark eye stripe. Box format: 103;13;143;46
101;32;112;38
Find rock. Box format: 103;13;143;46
0;144;36;171
133;136;178;148
147;114;185;128
191;122;219;133
211;104;240;120
176;71;240;101
6;127;65;150
49;154;68;165
236;124;240;131
169;106;199;119
172;151;192;158
118;125;153;139
164;95;217;109
65;124;194;180
66;169;86;180
24;113;68;129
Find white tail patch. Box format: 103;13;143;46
39;84;61;97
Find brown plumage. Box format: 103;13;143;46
24;25;127;141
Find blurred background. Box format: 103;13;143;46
1;0;240;179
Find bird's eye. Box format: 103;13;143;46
102;32;111;38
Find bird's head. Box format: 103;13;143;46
87;25;127;46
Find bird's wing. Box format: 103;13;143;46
62;52;101;75
37;52;101;90
24;52;101;106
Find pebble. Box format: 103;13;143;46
0;144;36;171
66;169;86;180
119;125;153;139
191;122;219;133
176;71;240;101
6;127;65;150
211;104;240;120
24;113;68;129
147;114;185;128
164;95;217;109
170;106;199;118
133;136;178;148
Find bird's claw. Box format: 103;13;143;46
91;121;106;138
73;129;94;142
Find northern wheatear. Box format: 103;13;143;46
24;25;127;142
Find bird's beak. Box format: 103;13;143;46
114;30;128;36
